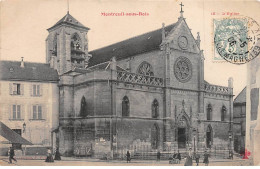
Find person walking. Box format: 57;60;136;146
45;148;54;162
8;147;17;164
229;150;233;160
54;147;61;160
203;150;209;166
177;150;181;163
184;148;193;166
157;150;161;162
195;152;200;166
126;151;131;163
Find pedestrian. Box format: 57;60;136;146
126;150;131;163
195;152;200;166
45;148;54;162
8;147;17;164
184;148;193;166
157;150;161;162
54;147;61;160
173;151;177;159
177;150;181;163
229;150;233;160
203;150;209;166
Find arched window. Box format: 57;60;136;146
52;34;58;56
79;96;88;117
221;106;226;121
137;61;154;76
122;96;130;117
71;33;82;51
206;125;213;148
207;104;212;120
152;99;159;118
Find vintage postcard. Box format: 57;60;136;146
0;0;259;166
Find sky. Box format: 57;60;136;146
1;0;259;97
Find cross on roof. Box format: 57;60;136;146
180;2;184;13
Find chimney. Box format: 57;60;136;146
162;23;166;41
21;57;24;68
196;32;201;49
228;77;233;88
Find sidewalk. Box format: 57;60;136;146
0;156;251;166
0;155;247;162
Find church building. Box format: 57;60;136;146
45;8;234;157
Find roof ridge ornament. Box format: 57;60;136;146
67;0;70;14
179;2;184;18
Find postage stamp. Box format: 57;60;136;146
213;16;260;64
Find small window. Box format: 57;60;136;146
79;96;88;117
12;105;21;120
152;99;159;118
13;84;21;95
221;106;226;121
32;84;41;96
207;104;212;120
10;83;23;95
33;105;43;120
122;96;130;117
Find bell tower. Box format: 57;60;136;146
46;12;91;74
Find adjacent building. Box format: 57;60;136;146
246;48;260;165
0;60;59;155
233;87;246;154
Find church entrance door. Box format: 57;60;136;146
178;128;186;148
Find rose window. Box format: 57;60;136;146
174;57;192;82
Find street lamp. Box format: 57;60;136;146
192;128;197;156
228;130;232;158
23;122;26;133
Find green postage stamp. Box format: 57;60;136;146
213;16;260;64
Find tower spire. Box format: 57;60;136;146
67;0;70;14
179;2;184;18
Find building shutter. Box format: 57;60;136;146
21;105;25;120
28;104;32;120
40;84;43;96
20;84;24;95
30;84;33;96
9;105;12;119
42;105;47;120
9;83;13;95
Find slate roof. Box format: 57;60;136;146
47;12;89;31
88;23;177;67
0;121;33;145
87;62;127;72
0;61;59;82
234;87;246;103
63;62;127;76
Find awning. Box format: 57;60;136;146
0;121;33;145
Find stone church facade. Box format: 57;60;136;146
45;11;234;157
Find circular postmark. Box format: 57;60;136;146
214;16;260;64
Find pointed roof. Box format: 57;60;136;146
47;12;89;31
234;87;247;103
88;23;177;67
